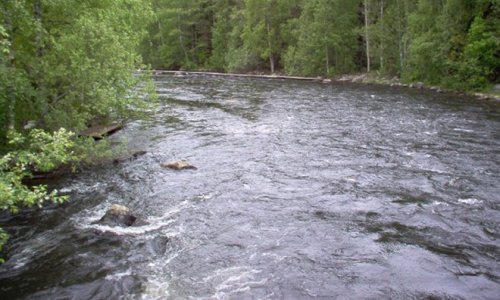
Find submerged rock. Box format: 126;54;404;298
95;204;145;227
113;150;147;164
161;160;197;170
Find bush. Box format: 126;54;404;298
457;17;499;90
0;128;81;260
0;128;78;213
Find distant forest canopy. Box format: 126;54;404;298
141;0;500;91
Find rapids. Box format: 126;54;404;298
1;75;499;299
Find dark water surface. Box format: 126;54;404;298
1;75;499;299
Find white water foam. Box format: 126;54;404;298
453;128;474;133
105;268;133;281
72;199;192;236
199;266;267;299
457;198;482;205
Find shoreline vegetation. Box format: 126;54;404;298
0;0;156;260
142;1;499;98
152;70;500;101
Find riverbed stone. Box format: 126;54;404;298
95;204;141;227
113;150;147;164
410;82;425;89
161;160;197;170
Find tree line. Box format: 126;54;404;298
141;0;499;91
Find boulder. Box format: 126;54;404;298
95;204;143;227
352;74;368;83
161;160;197;170
493;84;500;93
410;82;425;89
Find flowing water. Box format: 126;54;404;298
1;75;499;299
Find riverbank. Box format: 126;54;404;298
334;73;500;101
152;70;500;102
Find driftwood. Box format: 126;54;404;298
153;70;324;82
22;165;72;185
79;122;124;140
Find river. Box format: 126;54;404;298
1;75;499;299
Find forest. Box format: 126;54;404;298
142;0;499;91
0;0;499;257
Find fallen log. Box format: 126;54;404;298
79;122;124;140
153;70;324;82
22;164;72;185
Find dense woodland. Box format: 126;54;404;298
142;0;499;91
0;0;499;257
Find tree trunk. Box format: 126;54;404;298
397;0;410;74
34;0;43;58
266;22;275;73
176;14;189;65
396;0;404;73
3;8;16;130
379;0;384;71
269;54;275;74
325;44;330;75
402;0;409;73
364;0;371;73
157;19;163;44
34;0;48;118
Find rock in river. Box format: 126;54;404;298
161;160;197;170
113;150;147;164
95;204;144;227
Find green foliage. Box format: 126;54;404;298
0;128;77;213
240;0;302;73
0;127;131;261
403;0;499;90
284;0;358;76
457;16;500;90
0;128;79;262
210;0;239;71
0;0;156;262
141;0;214;70
141;0;498;91
0;0;155;137
0;228;7;263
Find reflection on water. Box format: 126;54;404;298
1;75;499;299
